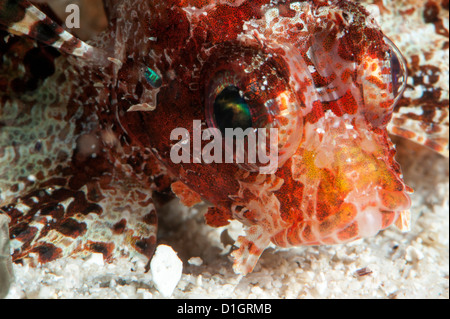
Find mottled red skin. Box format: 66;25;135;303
110;0;412;273
1;0;441;275
121;0;380;209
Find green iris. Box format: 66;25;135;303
213;86;252;134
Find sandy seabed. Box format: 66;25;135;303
2;138;449;299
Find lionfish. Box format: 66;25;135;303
0;0;448;276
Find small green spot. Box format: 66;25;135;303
144;67;162;88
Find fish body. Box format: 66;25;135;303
0;0;448;275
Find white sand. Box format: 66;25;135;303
2;138;449;299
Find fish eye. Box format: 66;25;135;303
205;70;269;137
213;85;253;134
384;36;408;106
204;66;303;172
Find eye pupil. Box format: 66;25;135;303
384;36;407;104
214;86;253;134
390;52;402;95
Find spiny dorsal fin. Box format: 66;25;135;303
388;109;449;158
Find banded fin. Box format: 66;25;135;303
231;225;271;275
394;210;411;232
0;0;107;64
388;111;449;157
2;179;157;271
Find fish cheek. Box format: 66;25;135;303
120;80;200;161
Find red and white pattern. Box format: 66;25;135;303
0;0;448;276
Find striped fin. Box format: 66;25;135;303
0;0;107;64
388;107;449;157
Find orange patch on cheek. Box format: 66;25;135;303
316;169;351;222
